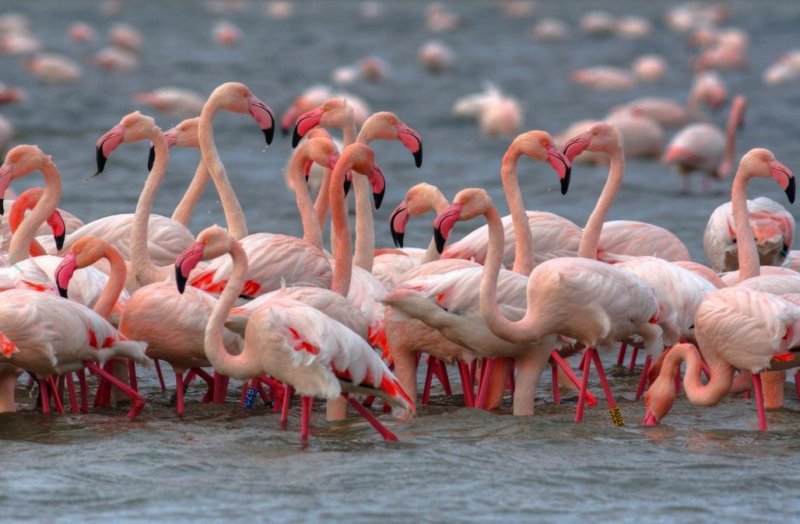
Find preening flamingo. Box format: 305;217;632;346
645;147;799;428
176;226;413;445
2;187;83;253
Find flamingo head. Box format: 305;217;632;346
642;371;678;427
562;122;621;164
175;225;233;294
46;209;66;251
389;201;409;248
336;143;385;209
148;116;201;171
212;82;275;145
359;112;423;168
292;98;351;148
513;130;571;195
0;145;50;215
54;251;77;298
390;183;445;248
95;111;158;175
740;148;795;204
433;188;492;253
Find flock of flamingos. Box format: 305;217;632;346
1;2;800;445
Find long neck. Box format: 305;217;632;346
204;240;261;377
288;152;322;249
329;161;353;296
347;123;377;271
93;245;126;319
130;130;171;287
8;194;47;257
9;161;62;264
422;194;450;263
199;100;248;240
313;166;333;248
731;166;759;280
718;100;743;178
501;148;534;274
171;160;209;227
579;147;625;259
480;204;547;343
671;344;735;406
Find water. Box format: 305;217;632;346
1;0;800;521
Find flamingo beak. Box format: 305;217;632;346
433;202;463;254
94;124;125;175
174;242;204;294
397;123;423;168
148;128;179;171
769;160;795;204
47;210;67;251
292;106;324;148
54;252;77;299
547;144;571;195
561;130;591;164
389;202;410;248
247;95;275;145
343;170;353;197
0;163;12;215
303;159;313;182
369;164;386;210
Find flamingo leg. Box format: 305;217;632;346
421;355;436;405
475;358;496;409
433;358;452;396
795;370;800;399
190;368;215;403
83;362;146;419
616;342;627;367
551;357;561;404
550;351;598;406
38;378;51;415
280;384;293;429
65;372;79;414
591;349;624;426
174;371;185;416
752;373;768;431
48;376;65;414
344;394;398;441
300;396;313;447
628;346;640;372
212;372;229;404
634;354;653;401
575;350;592;423
153;359;167;392
128;360;138;392
457;360;475;407
76;370;89;413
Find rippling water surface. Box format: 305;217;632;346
1;1;800;522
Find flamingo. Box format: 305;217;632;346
663;95;746;192
134;87;205;116
24;53;82;84
645;148;800;425
704;196;794;273
175;225;413;445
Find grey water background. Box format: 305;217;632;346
1;1;799;522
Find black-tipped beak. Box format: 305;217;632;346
175;265;188;294
263;126;274;146
391;229;404;248
434;227;446;254
55;232;66;251
561;166;571;195
57;285;68;299
0;198;4;216
373;188;384;210
413;145;423;168
389;207;406;248
147;145;155;171
787;177;796;204
343;178;352;198
291;126;303;148
96;147;107;175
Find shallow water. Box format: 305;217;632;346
1;0;800;521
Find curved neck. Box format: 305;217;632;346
349;124;376;271
480;203;545;343
579;147;625;259
670;344;735;406
329;160;354;296
171;160;209;227
8;194;47;257
731;166;759;280
205;240;261;377
94;245;127;319
313;166;333;248
131;130;172;287
9;161;62;264
199;99;249;240
288;152;322;249
502;148;535;275
422;194;450;263
719;100;744;178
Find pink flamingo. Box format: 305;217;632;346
663;95;746;192
134;87;205;116
24;53;82;84
645;147;799;428
176;224;413;446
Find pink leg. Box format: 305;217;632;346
48;376;65;414
300;396;313;447
174;371;184;416
433;359;452;396
795;371;800;399
634;354;653;401
457;361;475;407
191;368;215;403
550;351;598;407
575;349;593;423
38;378;51;415
628;346;640;372
77;370;89;413
154;359;167;392
475;358;496;409
421;355;436;405
616;343;627;367
590;349;624;427
128;360;138;392
83;362;146;419
280;384;293;429
470;359;478;385
65;373;79;414
345;394;398;441
752;373;768;431
551;359;561;404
